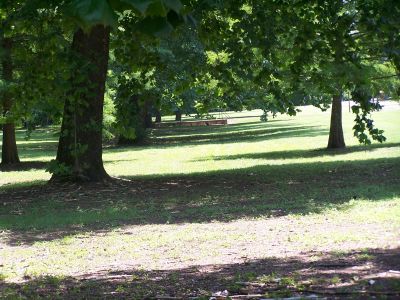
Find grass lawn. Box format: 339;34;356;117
0;102;400;299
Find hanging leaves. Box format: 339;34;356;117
64;0;185;33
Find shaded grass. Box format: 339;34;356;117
193;142;400;161
0;156;399;235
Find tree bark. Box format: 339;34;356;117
142;101;153;129
327;94;345;149
54;25;110;181
175;110;182;122
155;110;162;123
1;37;20;165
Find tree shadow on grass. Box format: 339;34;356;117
7;122;328;165
1;247;399;299
0;161;48;172
193;142;400;162
150;124;328;147
105;123;327;154
141;120;277;140
0;156;399;245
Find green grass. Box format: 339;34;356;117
0;103;399;298
1;104;399;185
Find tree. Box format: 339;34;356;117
112;20;207;143
55;25;111;180
1;1;66;164
200;1;393;149
359;0;400;72
1;34;20;164
1;1;21;165
47;0;186;181
270;0;390;148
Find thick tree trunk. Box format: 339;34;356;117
327;94;345;149
1;37;20;165
175;110;182;122
2;123;20;164
155;110;162;123
54;25;110;181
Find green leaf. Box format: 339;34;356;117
164;0;183;12
167;10;184;27
136;16;173;36
119;0;183;16
65;0;118;29
147;0;168;16
119;0;154;15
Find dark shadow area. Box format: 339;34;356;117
149;125;328;148
17;141;58;148
194;142;400;162
156;122;307;135
151;120;298;138
1;248;399;299
156;119;283;129
151;121;284;137
225;113;280;120
0;161;48;172
8;121;314;159
0;156;399;245
106;122;324;153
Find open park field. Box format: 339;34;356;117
1;103;400;299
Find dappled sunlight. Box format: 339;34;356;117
2;247;400;298
1;156;399;234
1;197;399;285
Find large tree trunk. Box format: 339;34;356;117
327;94;345;149
1;37;20;165
54;25;110;182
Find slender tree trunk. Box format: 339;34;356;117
144;112;153;128
142;101;153;129
393;58;400;96
54;25;110;181
1;37;20;165
175;110;182;122
392;56;400;74
327;94;345;149
155;110;162;123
